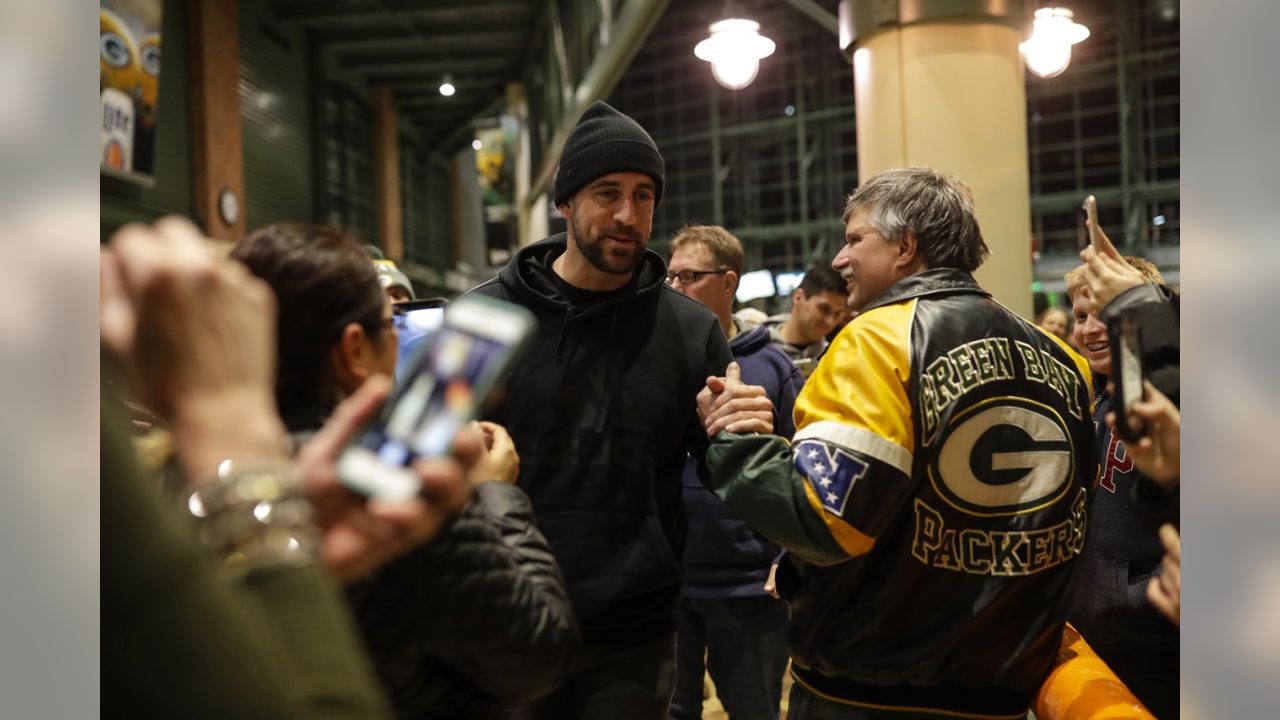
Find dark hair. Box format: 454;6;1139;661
842;167;990;271
798;264;847;297
230;223;386;416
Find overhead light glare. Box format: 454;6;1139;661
439;77;456;96
1019;7;1090;79
694;18;775;90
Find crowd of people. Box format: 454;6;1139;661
103;101;1179;719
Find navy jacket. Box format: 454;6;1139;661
681;323;804;597
1069;388;1179;718
1070;284;1180;719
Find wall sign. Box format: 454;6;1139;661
100;1;162;185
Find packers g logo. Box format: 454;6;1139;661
929;397;1074;517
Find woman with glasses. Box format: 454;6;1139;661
231;224;398;431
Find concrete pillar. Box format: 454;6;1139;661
841;0;1033;318
451;147;487;278
373;86;403;260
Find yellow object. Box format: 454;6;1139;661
792;299;917;557
137;33;161;126
100;8;142;97
1034;624;1155;720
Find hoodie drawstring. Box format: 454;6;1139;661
553;305;574;365
593;311;620;433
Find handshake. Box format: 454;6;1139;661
697;362;774;437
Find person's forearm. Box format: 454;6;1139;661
706;432;848;565
236;567;392;719
1100;283;1167;320
170;389;289;485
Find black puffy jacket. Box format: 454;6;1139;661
346;482;578;719
286;417;578;720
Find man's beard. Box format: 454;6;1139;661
570;211;646;276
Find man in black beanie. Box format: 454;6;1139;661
470;101;774;718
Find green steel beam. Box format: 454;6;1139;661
526;0;673;207
1029;181;1179;212
732;218;847;242
795;56;811;258
659;107;851;147
275;0;526;24
781;0;840;35
710;83;723;225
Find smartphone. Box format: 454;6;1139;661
392;298;448;387
337;295;536;500
1108;313;1147;443
1082;194;1102;247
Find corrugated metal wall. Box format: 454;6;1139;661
238;2;313;231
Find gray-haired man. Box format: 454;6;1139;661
697;167;1097;719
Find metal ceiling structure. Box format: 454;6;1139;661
272;0;540;150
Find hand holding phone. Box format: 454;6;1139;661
337;295;535;500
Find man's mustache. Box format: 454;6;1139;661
601;226;643;242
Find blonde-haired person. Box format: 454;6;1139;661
1065;219;1180;718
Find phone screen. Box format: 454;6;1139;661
393;303;445;386
1119;320;1144;413
338;296;533;500
1110;315;1147;442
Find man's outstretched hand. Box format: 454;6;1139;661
697;361;774;436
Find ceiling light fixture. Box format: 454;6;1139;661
438;75;456;97
694;17;775;90
1019;7;1090;79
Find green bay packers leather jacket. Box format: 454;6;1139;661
705;268;1096;719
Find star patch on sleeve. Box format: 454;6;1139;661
794;439;869;518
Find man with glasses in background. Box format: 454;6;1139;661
665;225;803;720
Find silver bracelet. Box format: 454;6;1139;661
186;461;320;574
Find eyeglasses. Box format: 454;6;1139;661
666;268;728;285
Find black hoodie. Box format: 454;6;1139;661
469;233;733;646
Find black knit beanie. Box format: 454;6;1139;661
553;101;665;208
